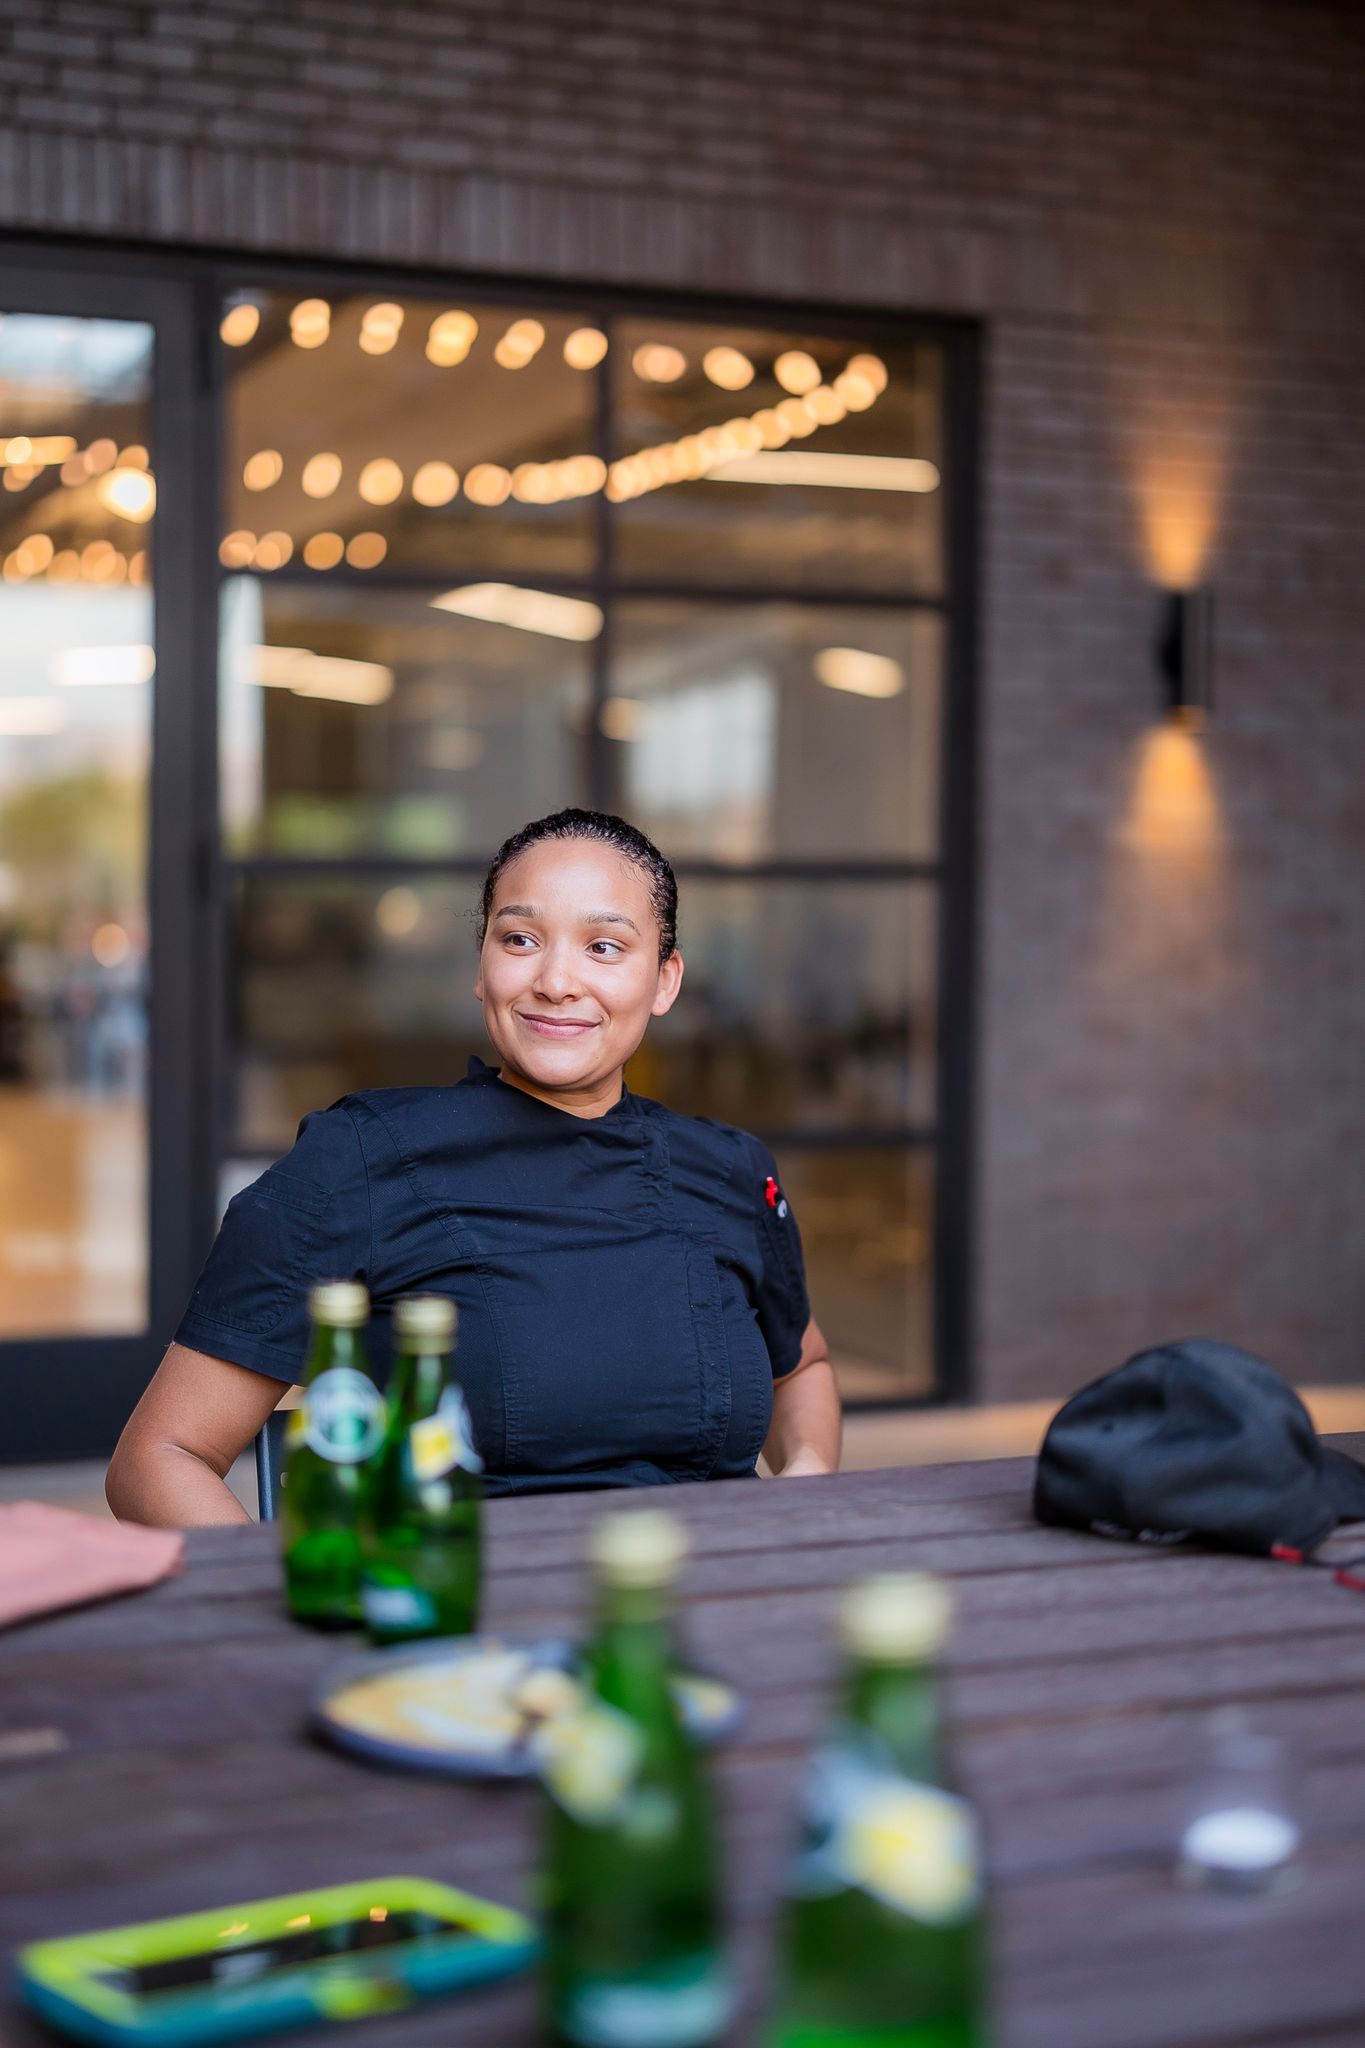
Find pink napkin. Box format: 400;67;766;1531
0;1502;184;1629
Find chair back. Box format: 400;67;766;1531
254;1409;288;1523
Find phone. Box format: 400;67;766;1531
16;1875;539;2047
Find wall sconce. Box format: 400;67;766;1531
1156;588;1214;732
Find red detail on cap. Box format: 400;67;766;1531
1334;1567;1365;1593
764;1176;779;1209
1270;1543;1305;1564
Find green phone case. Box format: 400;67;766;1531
16;1875;539;2048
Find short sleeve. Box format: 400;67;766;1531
748;1137;811;1379
173;1102;371;1384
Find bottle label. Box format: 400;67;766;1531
532;1697;644;1826
792;1740;981;1926
410;1387;484;1481
360;1581;437;1632
302;1368;386;1465
559;1954;733;2048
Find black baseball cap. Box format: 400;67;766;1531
1035;1338;1365;1557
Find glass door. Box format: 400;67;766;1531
0;263;214;1461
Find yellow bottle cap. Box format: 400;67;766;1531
308;1279;370;1328
394;1294;457;1345
589;1509;688;1588
841;1572;952;1664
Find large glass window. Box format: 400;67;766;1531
0;314;154;1338
219;286;957;1402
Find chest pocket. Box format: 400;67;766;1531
468;1206;732;1483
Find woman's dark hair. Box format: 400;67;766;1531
478;809;678;962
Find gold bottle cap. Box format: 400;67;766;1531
308;1279;370;1328
589;1509;688;1588
841;1572;952;1664
394;1294;457;1345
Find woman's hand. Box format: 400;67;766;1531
763;1319;842;1478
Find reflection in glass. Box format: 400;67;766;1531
613;321;943;593
781;1147;934;1400
629;881;937;1131
222;294;598;580
610;603;942;863
220;578;592;858
0;314;153;1336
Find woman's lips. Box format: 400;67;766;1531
517;1013;599;1037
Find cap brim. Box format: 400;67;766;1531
1322;1447;1365;1524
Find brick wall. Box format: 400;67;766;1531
3;0;1363;1400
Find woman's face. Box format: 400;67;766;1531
475;839;684;1097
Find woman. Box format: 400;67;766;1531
107;810;842;1525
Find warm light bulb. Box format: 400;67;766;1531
345;531;388;568
494;318;545;369
833;370;877;412
98;468;157;521
49;549;80;582
242;449;283;491
357;458;404;506
845;352;888;395
301;452;342;499
253;532;293;570
219;531;257;568
632;343;687;383
426;311;478;366
290;299;331;349
16;534;54;575
412;460;459;507
118;444;150;471
463;463;513;506
5;436;32;464
753;408;792;450
807;385;847;426
775;350;821;396
303;531;345;570
220;302;261;347
358;302;404;355
86;438;117;474
128;549;148;585
703;345;754;391
776;397;818;437
564;326;608;370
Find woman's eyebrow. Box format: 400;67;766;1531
584;910;642;935
492;903;538;922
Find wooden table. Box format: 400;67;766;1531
6;1453;1365;2048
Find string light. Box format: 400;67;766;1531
2;435;76;466
253;532;293;570
359;302;405;355
16;534;54;575
703;346;754;391
49;549;80;582
774;350;821;396
357;458;404;506
412;460;459;507
303;532;345;570
3;467;34;493
846;353;888;395
806;384;848;427
220;530;257;568
301;452;342;499
463;464;513;506
290;298;331;349
86;438;117;475
833;369;877;412
345;532;388;568
632;343;686;383
4;436;32;464
493;318;545;369
220;302;261;347
128;550;148;585
776;397;819;437
118;445;150;471
60;451;91;486
563;327;608;370
243;449;284;491
98;469;157;521
426;311;477;366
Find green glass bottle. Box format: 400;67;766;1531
280;1280;386;1630
540;1510;733;2048
358;1293;483;1643
767;1573;989;2048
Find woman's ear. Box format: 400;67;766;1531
650;949;684;1018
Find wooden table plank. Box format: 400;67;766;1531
5;1452;1365;2047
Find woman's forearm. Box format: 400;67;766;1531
765;1354;842;1476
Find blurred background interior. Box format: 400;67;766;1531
1;0;1362;1470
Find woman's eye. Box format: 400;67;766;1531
589;940;624;958
503;932;536;950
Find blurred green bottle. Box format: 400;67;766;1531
767;1573;989;2048
540;1510;733;2048
358;1293;483;1643
280;1280;385;1629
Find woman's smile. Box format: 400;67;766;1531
517;1011;600;1037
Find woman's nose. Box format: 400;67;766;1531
533;944;583;999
